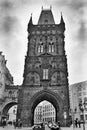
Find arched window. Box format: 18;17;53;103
49;42;54;53
49;43;51;53
8;90;12;97
51;43;54;52
43;69;48;79
38;43;43;53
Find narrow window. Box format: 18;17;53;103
38;45;41;53
52;43;54;52
38;43;43;53
41;43;43;53
49;43;54;53
43;69;48;79
49;43;51;53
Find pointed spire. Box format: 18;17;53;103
60;12;65;31
29;13;33;25
42;6;43;10
27;13;33;32
50;5;52;10
60;12;65;24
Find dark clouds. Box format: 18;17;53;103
0;0;21;49
0;0;14;11
1;16;19;35
0;0;87;84
77;21;87;44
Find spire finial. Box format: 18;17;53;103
50;5;52;10
61;12;62;17
42;6;43;10
29;13;33;24
60;12;65;31
60;12;64;24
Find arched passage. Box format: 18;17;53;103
2;102;17;116
29;89;63;126
34;100;56;124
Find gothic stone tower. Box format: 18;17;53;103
17;8;70;127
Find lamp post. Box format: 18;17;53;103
79;101;87;130
64;112;67;127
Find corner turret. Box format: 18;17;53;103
60;12;65;31
27;14;33;33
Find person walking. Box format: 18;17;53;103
78;120;81;128
75;118;78;128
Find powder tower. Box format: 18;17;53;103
17;8;70;127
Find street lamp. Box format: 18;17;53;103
64;112;67;127
79;101;87;130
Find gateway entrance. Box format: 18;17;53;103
17;8;70;127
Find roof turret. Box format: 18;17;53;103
38;8;55;25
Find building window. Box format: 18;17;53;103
38;43;43;53
85;114;87;120
84;97;87;102
43;69;48;79
49;43;54;53
80;115;84;120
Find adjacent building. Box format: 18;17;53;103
0;52;13;99
34;105;42;124
0;52;14;121
34;101;56;124
42;101;56;123
69;81;87;122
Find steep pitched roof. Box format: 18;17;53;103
38;9;55;25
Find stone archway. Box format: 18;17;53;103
29;89;63;126
17;8;70;127
2;102;17;117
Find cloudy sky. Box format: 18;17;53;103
0;0;87;85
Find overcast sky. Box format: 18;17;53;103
0;0;87;85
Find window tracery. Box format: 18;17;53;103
43;69;48;79
38;43;44;53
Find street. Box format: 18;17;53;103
0;124;87;130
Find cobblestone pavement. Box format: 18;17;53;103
0;124;87;130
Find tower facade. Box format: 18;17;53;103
17;9;70;127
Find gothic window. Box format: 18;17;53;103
49;43;51;53
38;43;43;53
49;43;54;53
43;69;48;79
52;43;54;52
8;90;12;97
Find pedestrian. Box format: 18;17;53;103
19;120;22;128
57;121;60;129
78;120;81;128
13;121;16;129
75;118;78;128
2;120;6;128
